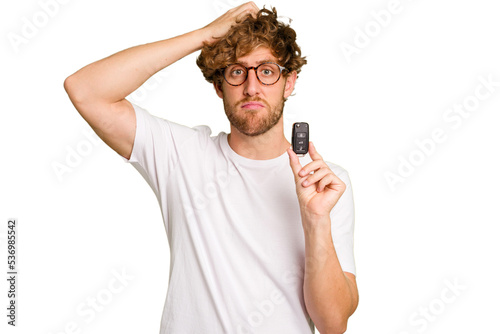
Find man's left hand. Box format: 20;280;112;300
287;142;346;222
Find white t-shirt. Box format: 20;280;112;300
122;103;356;334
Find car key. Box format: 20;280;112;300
292;122;309;156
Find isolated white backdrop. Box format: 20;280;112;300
1;0;499;333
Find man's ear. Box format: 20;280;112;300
284;71;297;99
214;82;224;99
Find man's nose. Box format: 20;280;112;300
243;69;261;96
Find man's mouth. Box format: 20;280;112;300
241;101;265;109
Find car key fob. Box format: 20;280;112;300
292;122;309;155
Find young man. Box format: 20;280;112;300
64;2;358;333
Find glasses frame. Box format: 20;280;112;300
222;62;288;86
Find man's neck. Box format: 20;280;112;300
227;125;291;160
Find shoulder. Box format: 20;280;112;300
132;102;213;138
325;161;350;181
327;161;352;190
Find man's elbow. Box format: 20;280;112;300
329;323;347;334
64;74;83;103
64;72;94;107
317;317;348;334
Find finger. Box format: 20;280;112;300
235;1;256;11
298;160;327;177
235;2;259;20
301;167;331;188
308;141;323;161
249;1;260;12
321;172;346;193
317;173;336;192
287;147;303;180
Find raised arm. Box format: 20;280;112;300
63;2;259;160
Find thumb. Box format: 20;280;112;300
287;147;303;181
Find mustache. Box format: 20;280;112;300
237;98;269;107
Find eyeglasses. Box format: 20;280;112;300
222;62;287;86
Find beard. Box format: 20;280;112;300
223;95;285;137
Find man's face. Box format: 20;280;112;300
215;47;297;137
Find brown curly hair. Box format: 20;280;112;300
196;6;307;88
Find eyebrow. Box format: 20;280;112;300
237;59;277;66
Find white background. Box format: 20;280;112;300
1;0;499;333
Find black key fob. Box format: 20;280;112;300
292;122;309;155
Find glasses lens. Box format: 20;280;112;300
224;63;283;86
257;63;281;85
224;64;247;85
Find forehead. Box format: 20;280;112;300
236;46;278;66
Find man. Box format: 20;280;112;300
64;2;358;333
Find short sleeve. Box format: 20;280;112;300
328;164;356;276
120;102;212;198
119;102;147;164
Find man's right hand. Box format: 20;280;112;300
201;1;259;45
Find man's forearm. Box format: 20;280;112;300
65;28;210;104
302;215;357;334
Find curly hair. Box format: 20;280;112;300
196;7;307;88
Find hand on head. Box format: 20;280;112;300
203;1;260;44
